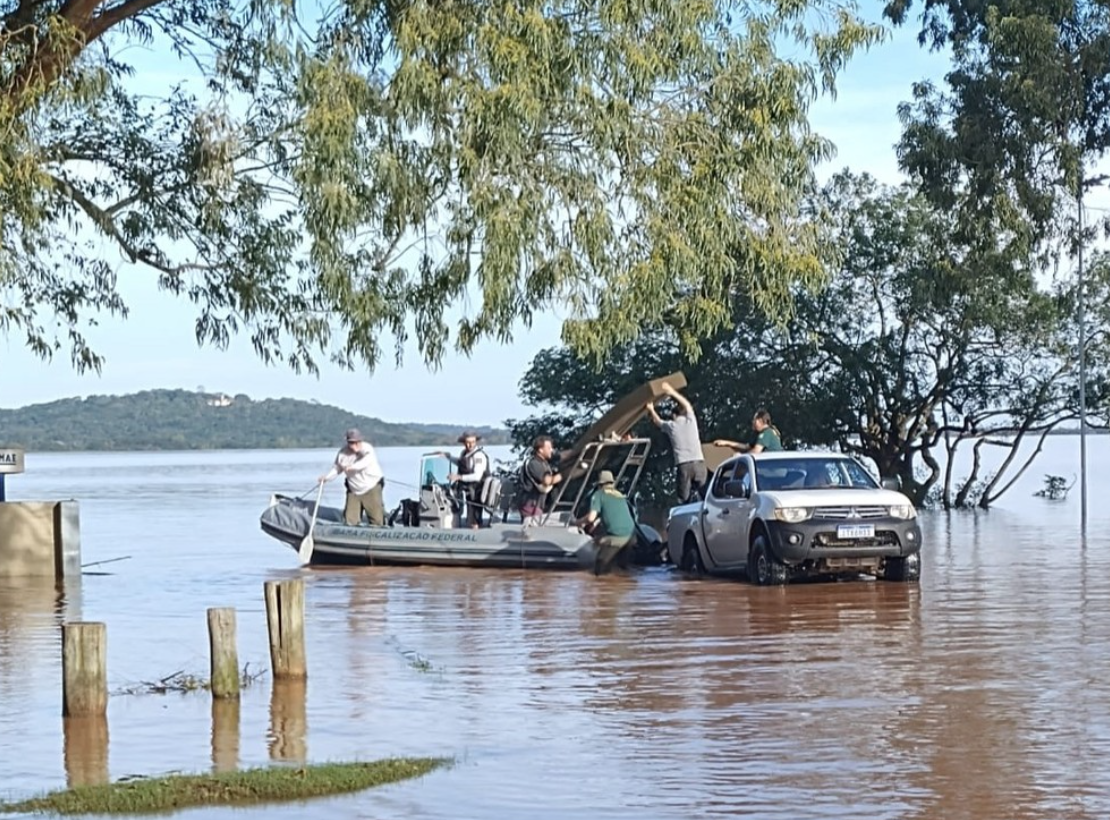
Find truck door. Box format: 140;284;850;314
701;460;752;570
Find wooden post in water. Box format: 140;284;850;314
207;607;240;699
264;580;306;679
62;622;107;717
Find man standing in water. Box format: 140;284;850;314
318;428;386;526
645;381;708;503
576;470;637;575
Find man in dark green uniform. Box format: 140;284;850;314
576;470;637;575
714;408;783;453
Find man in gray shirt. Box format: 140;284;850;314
645;381;708;503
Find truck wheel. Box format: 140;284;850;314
882;553;921;583
681;539;707;575
748;535;788;586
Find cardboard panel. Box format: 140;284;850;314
701;443;737;473
561;371;688;463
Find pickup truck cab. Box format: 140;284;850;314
666;451;922;585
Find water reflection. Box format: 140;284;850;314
0;577;78;650
63;715;108;788
6;448;1110;819
268;679;307;763
0;578;81;721
210;698;240;773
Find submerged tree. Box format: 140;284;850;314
882;0;1110;505
937;250;1110;509
512;172;1110;508
794;173;1110;508
506;297;825;505
0;0;882;374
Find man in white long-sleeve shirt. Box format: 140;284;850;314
318;428;386;526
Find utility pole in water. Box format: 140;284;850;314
1078;175;1088;535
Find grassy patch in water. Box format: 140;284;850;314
1;758;448;815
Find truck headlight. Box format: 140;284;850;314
888;504;916;520
773;507;811;523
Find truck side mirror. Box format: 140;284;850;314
723;479;749;499
881;477;901;491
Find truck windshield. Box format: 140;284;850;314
754;458;878;491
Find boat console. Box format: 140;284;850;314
403;436;652;529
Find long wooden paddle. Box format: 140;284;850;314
298;481;325;564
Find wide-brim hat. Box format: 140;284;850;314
596;470;616;485
457;431;483;443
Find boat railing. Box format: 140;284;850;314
546;437;652;520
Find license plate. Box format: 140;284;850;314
837;524;875;539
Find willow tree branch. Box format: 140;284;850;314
49;172;216;276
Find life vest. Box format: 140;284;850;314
458;447;489;480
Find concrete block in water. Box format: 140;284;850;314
0;501;82;578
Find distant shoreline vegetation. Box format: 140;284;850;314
0;389;511;452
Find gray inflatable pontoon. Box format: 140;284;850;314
261;495;612;570
262;427;673;570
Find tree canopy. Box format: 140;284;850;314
887;0;1110;259
881;0;1110;503
0;0;881;374
508;2;1110;510
510;172;1110;508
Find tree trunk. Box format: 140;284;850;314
953;438;984;508
2;0;164;120
979;424;1060;508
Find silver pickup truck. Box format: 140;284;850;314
666;451;922;585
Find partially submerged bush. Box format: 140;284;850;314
1034;474;1075;501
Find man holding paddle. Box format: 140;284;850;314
318;428;386;526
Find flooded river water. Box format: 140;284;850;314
1;442;1109;818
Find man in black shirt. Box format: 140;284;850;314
518;435;564;525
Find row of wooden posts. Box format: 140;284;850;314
62;579;306;717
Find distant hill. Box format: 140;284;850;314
0;390;511;451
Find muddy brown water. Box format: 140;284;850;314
1;445;1109;818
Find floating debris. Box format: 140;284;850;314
113;663;266;696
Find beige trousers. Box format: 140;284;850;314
344;483;385;526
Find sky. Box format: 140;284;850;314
1;14;1106;427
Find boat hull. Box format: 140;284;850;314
261;495;600;570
